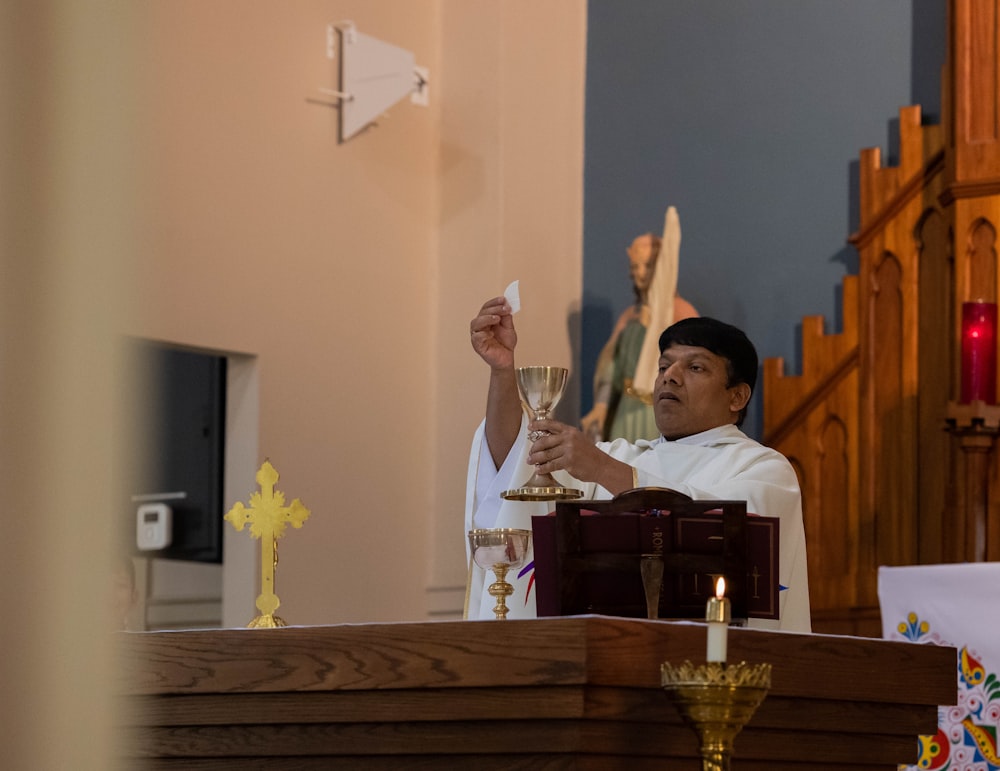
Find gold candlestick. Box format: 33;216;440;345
224;460;311;628
661;660;771;771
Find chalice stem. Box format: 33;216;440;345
701;748;729;771
488;563;513;620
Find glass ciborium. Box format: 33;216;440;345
501;366;584;501
468;528;532;620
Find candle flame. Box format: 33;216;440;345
715;576;726;598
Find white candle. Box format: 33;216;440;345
706;576;731;663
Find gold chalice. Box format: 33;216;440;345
502;366;584;501
468;528;532;620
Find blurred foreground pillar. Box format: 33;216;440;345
0;2;141;768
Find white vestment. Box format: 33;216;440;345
464;417;811;632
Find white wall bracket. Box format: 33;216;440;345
321;22;429;143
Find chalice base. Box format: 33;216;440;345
502;471;583;501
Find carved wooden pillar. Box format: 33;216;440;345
941;0;1000;565
944;401;1000;561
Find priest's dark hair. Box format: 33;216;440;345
658;317;758;426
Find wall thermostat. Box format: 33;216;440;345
136;502;172;551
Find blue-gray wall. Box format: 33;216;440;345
582;0;945;438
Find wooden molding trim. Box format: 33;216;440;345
764;345;860;447
849;150;946;249
938;176;1000;206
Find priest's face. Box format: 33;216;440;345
653;344;751;440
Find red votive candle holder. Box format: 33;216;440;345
961;301;998;404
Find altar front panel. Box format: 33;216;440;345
117;616;956;769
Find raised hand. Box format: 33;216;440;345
470;296;517;371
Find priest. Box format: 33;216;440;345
465;295;811;632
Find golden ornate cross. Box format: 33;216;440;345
224;460;310;628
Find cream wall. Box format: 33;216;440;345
131;1;586;623
429;3;587;606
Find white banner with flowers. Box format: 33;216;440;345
879;563;1000;771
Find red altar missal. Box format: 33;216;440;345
532;508;779;621
117;617;957;769
532;489;777;623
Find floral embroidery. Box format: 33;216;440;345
894;615;1000;771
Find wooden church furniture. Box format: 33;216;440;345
116;617;956;769
763;0;1000;636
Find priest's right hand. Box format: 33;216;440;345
470;296;517;370
529;418;635;495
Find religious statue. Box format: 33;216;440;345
581;206;698;443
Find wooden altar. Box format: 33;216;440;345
763;0;1000;636
117;617;956;769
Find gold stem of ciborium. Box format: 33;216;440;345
661;661;771;771
487;563;514;620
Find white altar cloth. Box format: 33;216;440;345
879;562;1000;770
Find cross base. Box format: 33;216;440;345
247;613;287;629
